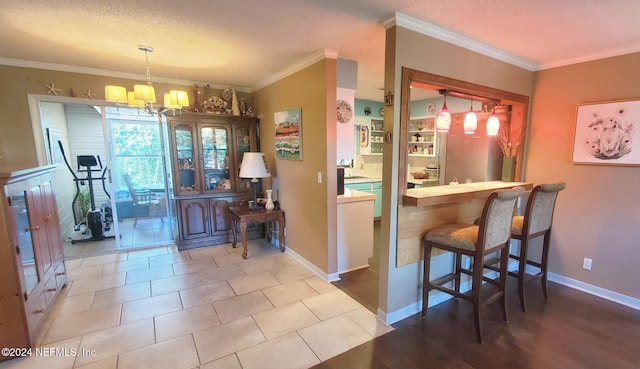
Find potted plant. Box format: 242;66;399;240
75;190;91;222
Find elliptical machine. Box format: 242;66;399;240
58;141;115;244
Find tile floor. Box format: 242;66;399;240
63;218;173;258
1;240;393;369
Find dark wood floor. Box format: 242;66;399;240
314;279;640;369
329;220;640;368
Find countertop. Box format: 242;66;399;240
344;176;382;184
403;181;533;207
338;189;377;204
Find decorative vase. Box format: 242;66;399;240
265;189;275;210
502;156;516;182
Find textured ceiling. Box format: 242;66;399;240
1;0;639;101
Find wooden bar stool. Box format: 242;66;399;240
493;182;566;312
421;187;525;343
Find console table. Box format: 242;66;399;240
228;206;285;259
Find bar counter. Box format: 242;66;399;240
397;181;532;266
403;180;532;207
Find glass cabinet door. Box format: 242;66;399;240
234;125;253;191
200;126;231;192
10;192;40;295
174;124;198;194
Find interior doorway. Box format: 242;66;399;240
31;96;175;258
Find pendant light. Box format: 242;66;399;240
486;107;500;136
436;90;451;132
463;99;477;134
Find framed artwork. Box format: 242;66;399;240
47;128;63;164
572;99;639;166
275;107;302;160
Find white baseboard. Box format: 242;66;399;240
283;246;341;282
547;272;640;310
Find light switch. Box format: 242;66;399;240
317;172;322;183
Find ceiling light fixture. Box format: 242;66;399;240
435;90;451;132
463;99;477;134
486;108;500;136
105;46;189;114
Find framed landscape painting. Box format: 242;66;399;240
275;108;302;160
572;99;639;166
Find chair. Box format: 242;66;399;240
123;175;165;227
422;187;525;343
498;182;566;312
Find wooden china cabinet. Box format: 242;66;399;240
167;113;263;250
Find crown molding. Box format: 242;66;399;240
0;57;251;92
385;12;538;72
537;44;640;70
252;49;339;92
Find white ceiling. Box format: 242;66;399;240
1;0;639;101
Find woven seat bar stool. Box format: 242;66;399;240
485;182;566;312
422;187;525;343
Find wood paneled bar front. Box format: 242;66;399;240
397;181;532;266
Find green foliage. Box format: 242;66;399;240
76;190;91;218
111;121;166;190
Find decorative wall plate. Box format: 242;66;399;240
337;99;353;123
222;88;233;102
379;107;384;116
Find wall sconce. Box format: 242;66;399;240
436;90;451;132
463;99;477;134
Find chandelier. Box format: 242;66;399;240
105;46;189;114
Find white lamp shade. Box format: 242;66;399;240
239;152;271;178
105;86;128;103
134;84;156;103
170;90;190;107
164;93;181;109
436;104;451;132
463;111;477;134
486;113;500;136
128;91;146;108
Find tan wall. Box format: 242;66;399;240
528;53;640;299
0;65;247;171
380;26;536;316
253;59;338;274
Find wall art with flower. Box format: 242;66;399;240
572;100;639;166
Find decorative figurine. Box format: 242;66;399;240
231;88;240;116
192;89;202;113
239;98;247;116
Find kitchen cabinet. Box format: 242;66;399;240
167;113;263;250
372;182;382;218
356;118;383;155
408;117;437;157
368;119;384;155
345;180;382;218
0;166;67;359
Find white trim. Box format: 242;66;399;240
547;272;640;311
284;246;340;282
0;57;250;92
537;45;640;70
384;12;538;71
252;49;339;92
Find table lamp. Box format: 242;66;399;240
239;152;271;210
